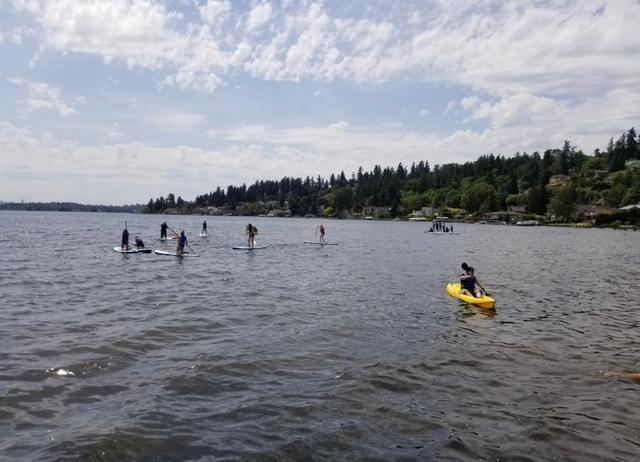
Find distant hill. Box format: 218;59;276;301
0;202;144;213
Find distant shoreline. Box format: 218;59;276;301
2;207;636;230
0;202;144;213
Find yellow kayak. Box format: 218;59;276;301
447;283;496;309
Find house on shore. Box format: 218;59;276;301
549;175;571;188
364;206;391;219
576;204;615;222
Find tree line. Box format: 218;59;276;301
0;202;144;213
144;128;640;222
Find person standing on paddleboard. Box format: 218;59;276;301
245;223;253;247
202;220;208;236
121;227;129;250
176;231;188;254
161;222;168;240
460;262;485;298
319;224;326;243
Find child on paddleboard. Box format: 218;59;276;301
176;231;187;254
460;262;486;298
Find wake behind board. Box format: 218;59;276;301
154;250;199;257
303;241;338;245
113;247;138;253
232;245;267;250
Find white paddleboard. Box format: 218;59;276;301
303;241;338;245
134;248;152;253
113;247;138;253
199;233;209;238
425;231;460;234
154;250;199;257
232;245;267;250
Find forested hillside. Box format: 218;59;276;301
144;128;640;222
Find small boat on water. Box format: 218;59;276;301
516;220;539;226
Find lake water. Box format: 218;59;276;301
1;211;639;461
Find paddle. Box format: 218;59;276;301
476;280;490;297
167;225;179;237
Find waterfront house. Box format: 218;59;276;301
364;206;391;218
576;204;615;221
625;159;640;170
549;175;571;188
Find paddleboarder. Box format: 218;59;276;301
160;222;168;240
134;236;145;249
319;224;326;243
176;231;188;254
121;227;129;250
202;220;208;236
246;223;258;247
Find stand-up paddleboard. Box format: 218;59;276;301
232;245;267;250
154;250;199;257
113;247;138;253
134;248;152;253
199;233;209;238
446;283;495;309
303;241;338;245
426;231;460;234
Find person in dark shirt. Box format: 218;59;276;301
121;227;129;250
176;231;187;254
460;262;486;298
160;222;168;240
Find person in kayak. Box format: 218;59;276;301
176;231;188;254
160;222;168;240
134;236;145;249
460;262;486;298
319;224;326;243
121;227;129;250
202;220;208;236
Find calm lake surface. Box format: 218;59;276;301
1;211;639;461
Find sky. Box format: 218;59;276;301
0;0;639;205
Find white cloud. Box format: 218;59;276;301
444;100;457;113
148;111;205;131
246;2;272;31
419;109;430;117
199;0;231;25
26;0;184;68
9;77;79;117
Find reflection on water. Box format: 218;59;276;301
1;211;640;461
